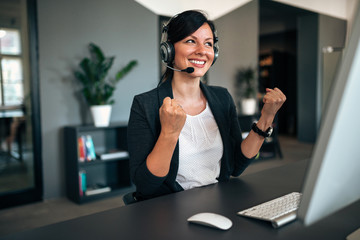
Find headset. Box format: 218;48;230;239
159;16;219;66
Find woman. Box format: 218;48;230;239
127;10;286;201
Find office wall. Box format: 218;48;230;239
318;15;347;122
37;0;158;198
211;0;258;109
297;14;346;143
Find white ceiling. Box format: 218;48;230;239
135;0;349;20
134;0;252;20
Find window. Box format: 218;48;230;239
0;28;23;106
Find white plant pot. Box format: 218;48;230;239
90;105;112;127
241;98;257;115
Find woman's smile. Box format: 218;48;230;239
189;59;206;68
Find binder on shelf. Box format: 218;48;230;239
97;150;129;161
79;173;83;197
78;137;86;162
84;135;96;161
79;170;87;196
85;184;111;196
78;135;96;162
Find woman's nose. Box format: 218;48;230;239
195;44;207;55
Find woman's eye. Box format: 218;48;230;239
205;42;213;47
185;39;195;43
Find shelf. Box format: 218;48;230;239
79;157;129;166
79;185;135;203
65;122;128;131
64;124;132;204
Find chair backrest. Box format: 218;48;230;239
122;192;137;205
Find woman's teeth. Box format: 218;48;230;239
189;60;205;65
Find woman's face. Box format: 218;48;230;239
173;23;215;77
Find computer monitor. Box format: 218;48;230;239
297;3;360;226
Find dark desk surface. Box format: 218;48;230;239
2;160;359;240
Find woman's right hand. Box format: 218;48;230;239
159;97;186;138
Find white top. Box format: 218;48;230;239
176;103;223;190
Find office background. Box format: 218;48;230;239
0;0;357;206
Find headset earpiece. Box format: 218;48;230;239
160;41;175;64
212;46;219;65
212;35;219;65
160;20;175;64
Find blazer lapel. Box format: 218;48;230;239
157;79;174;106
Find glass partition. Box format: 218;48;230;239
0;0;42;209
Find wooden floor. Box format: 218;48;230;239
0;135;314;238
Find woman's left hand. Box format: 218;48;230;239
261;88;286;119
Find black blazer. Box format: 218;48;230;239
127;78;254;200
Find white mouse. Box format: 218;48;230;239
187;212;233;230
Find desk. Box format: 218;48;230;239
1;160;359;240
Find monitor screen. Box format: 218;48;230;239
297;3;360;226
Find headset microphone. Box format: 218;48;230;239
166;65;194;73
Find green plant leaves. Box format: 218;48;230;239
89;43;105;64
115;60;138;81
74;43;138;105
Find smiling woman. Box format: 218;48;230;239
127;10;286;202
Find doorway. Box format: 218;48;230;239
259;1;310;136
0;0;42;209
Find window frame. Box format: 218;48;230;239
0;27;24;106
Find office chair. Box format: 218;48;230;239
122;191;137;205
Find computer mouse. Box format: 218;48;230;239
187;212;233;230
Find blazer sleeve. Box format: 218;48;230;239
127;94;167;196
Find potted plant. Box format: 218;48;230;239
235;66;257;115
74;43;137;127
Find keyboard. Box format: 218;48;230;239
237;192;302;228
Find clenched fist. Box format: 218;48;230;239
261;88;286;118
159;97;187;137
